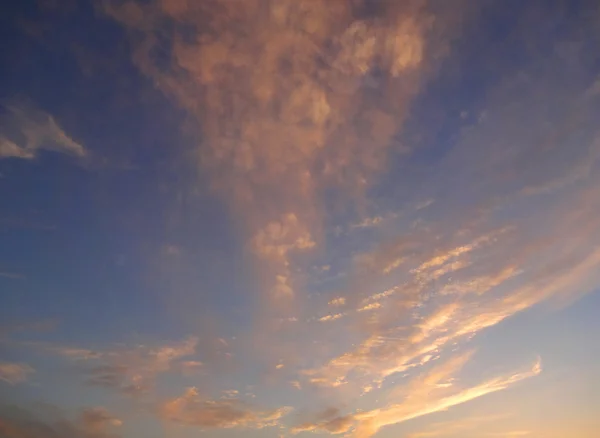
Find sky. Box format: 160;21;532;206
1;0;600;437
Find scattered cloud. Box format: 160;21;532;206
0;405;121;438
85;336;199;395
3;2;600;438
180;360;203;376
319;313;344;323
328;297;346;307
24;336;200;396
160;387;290;430
292;407;355;435
0;362;34;385
351;354;541;438
357;302;382;312
252;213;316;298
352;216;384;229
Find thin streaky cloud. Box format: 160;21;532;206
0;100;86;160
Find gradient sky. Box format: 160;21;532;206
1;1;600;437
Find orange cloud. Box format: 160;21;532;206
329;297;346;307
0;406;121;438
319;313;345;322
102;0;445;303
0;362;34;385
352;355;541;438
292;407;355;435
25;336;200;396
160;387;290;429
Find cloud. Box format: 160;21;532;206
328;297;346;307
0;362;34;385
292;407;355;435
7;3;599;437
297;353;539;437
26;336;199;396
303;163;600;392
351;354;541;438
319;313;344;322
101;0;453;304
179;360;203;376
85;336;198;395
47;347;104;361
80;408;123;433
0;101;86;160
160;387;290;430
351;216;385;229
357;302;382;312
251;213;316;297
0;405;121;438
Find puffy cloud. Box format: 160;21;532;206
0;362;34;385
160;387;290;429
0;101;86;160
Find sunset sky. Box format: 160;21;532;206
1;1;600;437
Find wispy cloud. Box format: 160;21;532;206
0;362;34;385
0;405;121;438
22;336;200;396
160;387;290;430
351;354;541;438
292;407;355;435
0;101;86;160
0;271;25;280
4;2;598;438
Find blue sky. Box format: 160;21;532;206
1;1;600;437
